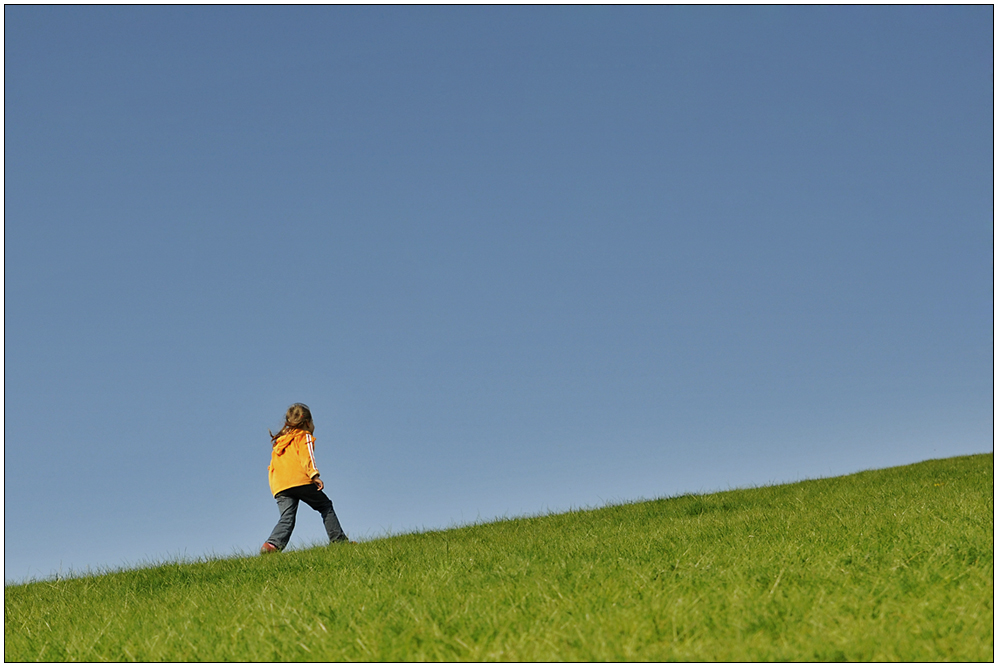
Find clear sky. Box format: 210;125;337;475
5;6;993;582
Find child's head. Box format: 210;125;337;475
284;403;314;433
270;403;314;442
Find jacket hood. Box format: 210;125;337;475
272;429;304;456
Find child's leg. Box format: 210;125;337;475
298;485;347;543
266;492;300;550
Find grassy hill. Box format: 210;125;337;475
5;453;992;661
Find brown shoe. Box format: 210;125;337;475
260;542;280;554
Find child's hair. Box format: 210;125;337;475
270;403;313;443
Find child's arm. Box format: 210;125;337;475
299;432;321;484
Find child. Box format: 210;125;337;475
261;403;348;553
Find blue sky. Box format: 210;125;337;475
5;6;993;582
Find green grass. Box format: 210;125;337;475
5;453;992;661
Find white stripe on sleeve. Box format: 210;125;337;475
306;433;317;470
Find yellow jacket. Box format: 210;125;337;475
268;429;320;496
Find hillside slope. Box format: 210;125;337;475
5;453;993;661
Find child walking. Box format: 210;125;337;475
261;403;348;553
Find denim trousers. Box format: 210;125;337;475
267;483;346;550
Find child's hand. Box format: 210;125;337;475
312;476;324;491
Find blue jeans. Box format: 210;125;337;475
266;484;346;550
